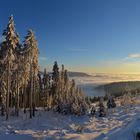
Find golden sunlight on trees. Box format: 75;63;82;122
0;16;89;120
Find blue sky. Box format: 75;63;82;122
0;0;140;73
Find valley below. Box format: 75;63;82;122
71;73;140;97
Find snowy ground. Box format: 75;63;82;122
1;97;140;140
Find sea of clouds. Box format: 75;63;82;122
71;73;140;97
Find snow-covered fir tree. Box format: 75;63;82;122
24;29;39;118
0;15;19;120
0;16;90;120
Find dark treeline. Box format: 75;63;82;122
0;16;90;120
96;81;140;98
87;81;140;103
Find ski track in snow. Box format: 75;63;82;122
0;97;140;139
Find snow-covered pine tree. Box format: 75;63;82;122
63;70;70;105
64;70;69;90
21;53;30;113
42;68;51;110
37;72;42;106
60;65;65;93
60;69;70;114
57;65;66;112
70;79;79;115
0;15;91;119
24;29;39;118
79;88;89;115
51;61;60;106
1;15;19;120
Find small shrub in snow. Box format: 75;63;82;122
107;96;116;109
98;98;106;117
91;106;96;116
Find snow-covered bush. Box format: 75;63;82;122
98;98;106;117
107;96;116;109
91;106;96;116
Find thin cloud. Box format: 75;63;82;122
67;48;88;52
39;56;47;61
128;53;140;59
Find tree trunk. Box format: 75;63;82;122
1;103;5;116
23;84;26;113
32;69;35;117
16;70;19;116
30;61;33;119
6;61;10;120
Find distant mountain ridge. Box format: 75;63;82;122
68;71;90;77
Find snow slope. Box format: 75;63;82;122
0;96;140;140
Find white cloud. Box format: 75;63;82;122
39;57;47;61
128;53;140;59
